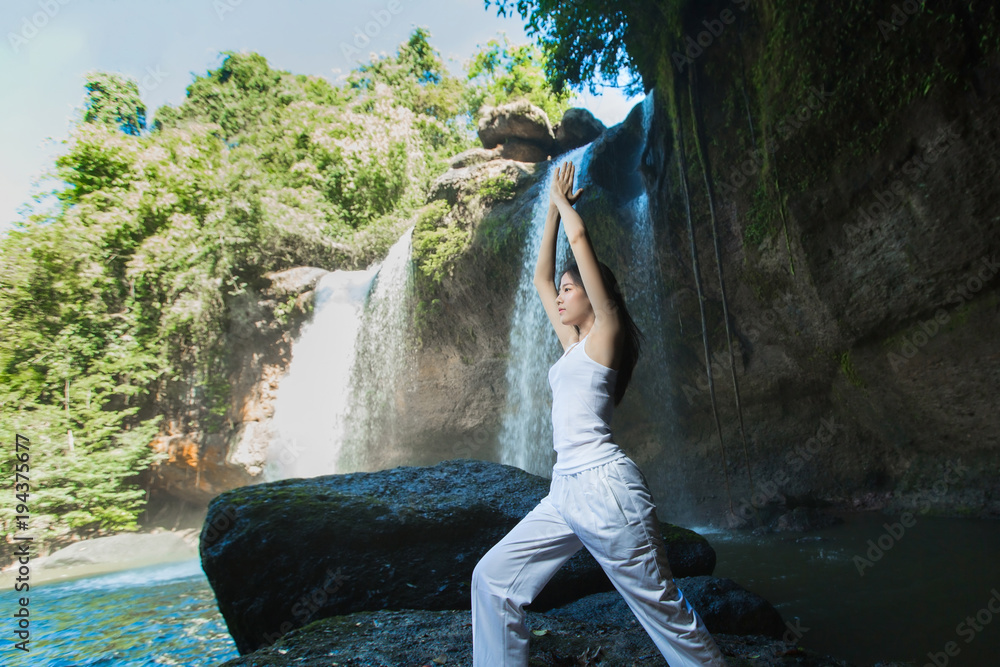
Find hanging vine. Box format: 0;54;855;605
687;62;757;506
666;72;734;514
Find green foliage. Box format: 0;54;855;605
3;28;536;553
839;349;866;390
346;27;471;159
484;0;644;95
477;174;519;202
165;51;295;138
411;200;459;287
83;72;147;136
464;36;573;122
1;26;574;553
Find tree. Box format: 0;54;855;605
464;35;573;123
83;72;147;136
483;0;645;95
347;27;466;122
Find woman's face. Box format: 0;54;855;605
556;273;591;326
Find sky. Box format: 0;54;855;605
0;0;643;237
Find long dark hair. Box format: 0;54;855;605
560;260;645;406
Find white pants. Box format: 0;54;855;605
471;456;728;666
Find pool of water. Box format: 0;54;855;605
702;511;1000;666
2;513;996;666
1;559;238;666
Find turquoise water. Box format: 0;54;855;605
1;559;238;666
704;511;1000;666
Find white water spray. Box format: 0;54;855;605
498;145;590;476
264;226;415;479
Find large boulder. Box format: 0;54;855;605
545;580;784;638
553;107;607;153
477;100;555;151
200;459;717;654
448;146;502;169
428;159;536;206
499;137;550;163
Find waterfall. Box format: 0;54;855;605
497;94;672;479
339;226;416;472
263;226;415;479
497;145;591;476
618;93;682;468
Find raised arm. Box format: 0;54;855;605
533;202;578;349
550;162;619;330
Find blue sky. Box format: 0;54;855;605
0;0;642;236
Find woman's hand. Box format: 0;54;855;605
550;161;584;208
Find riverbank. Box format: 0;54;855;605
0;528;199;587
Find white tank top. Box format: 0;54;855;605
547;333;626;474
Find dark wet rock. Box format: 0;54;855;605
215;607;860;667
201;459;717;654
477;100;555;151
677;577;786;637
429;159;536;206
553;107;607;153
546;577;785;638
499;137;550;163
448;146;502;169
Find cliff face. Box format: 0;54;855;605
143;266;327;510
621;0;1000;521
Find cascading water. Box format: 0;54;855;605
264;226;415;479
616;93;683;468
339;226;416;472
497;94;676;479
497;145;591;476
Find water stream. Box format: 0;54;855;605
497;145;590;476
264;226;415;479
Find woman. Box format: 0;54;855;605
471;161;727;666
